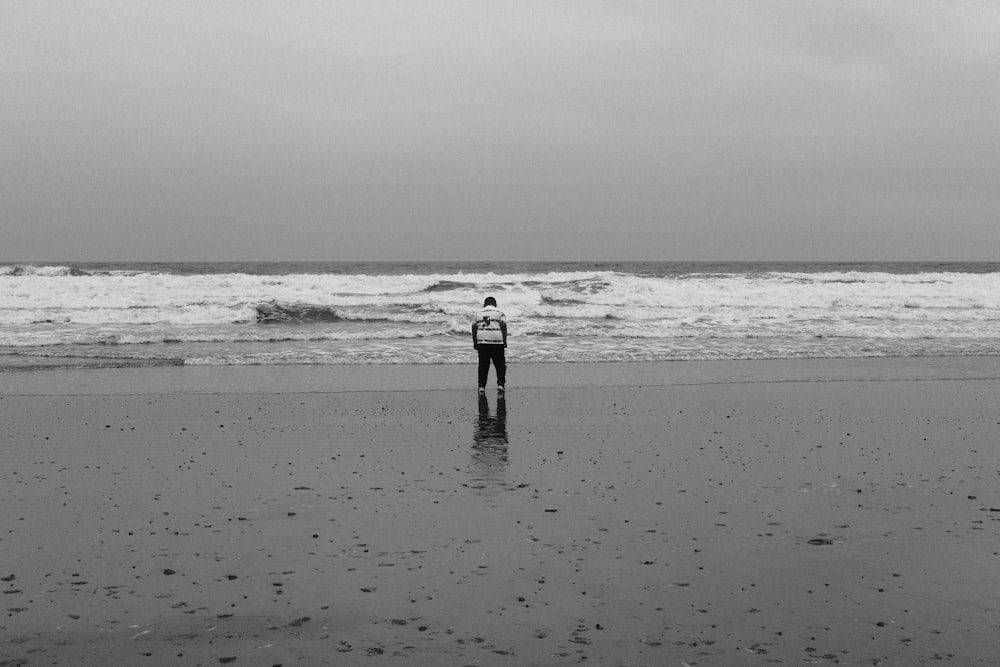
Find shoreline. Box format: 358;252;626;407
5;354;1000;396
2;357;999;665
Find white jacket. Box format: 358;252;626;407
474;306;506;344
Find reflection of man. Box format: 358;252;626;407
471;296;507;393
474;393;508;450
471;393;508;489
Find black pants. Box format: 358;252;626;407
477;345;506;387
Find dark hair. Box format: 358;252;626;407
484;297;497;307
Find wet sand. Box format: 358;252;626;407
2;359;999;665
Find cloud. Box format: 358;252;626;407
2;1;998;260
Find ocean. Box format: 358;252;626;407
3;261;1000;371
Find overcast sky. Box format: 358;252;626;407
3;1;998;262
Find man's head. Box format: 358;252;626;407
484;297;497;307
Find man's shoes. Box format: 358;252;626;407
478;387;485;394
497;386;505;393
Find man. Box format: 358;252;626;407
471;296;507;393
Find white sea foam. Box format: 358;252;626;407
4;265;1000;365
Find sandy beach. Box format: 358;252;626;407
2;358;999;666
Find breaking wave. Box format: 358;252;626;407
4;261;1000;367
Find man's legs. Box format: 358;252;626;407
477;347;492;388
492;347;506;387
478;346;506;388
